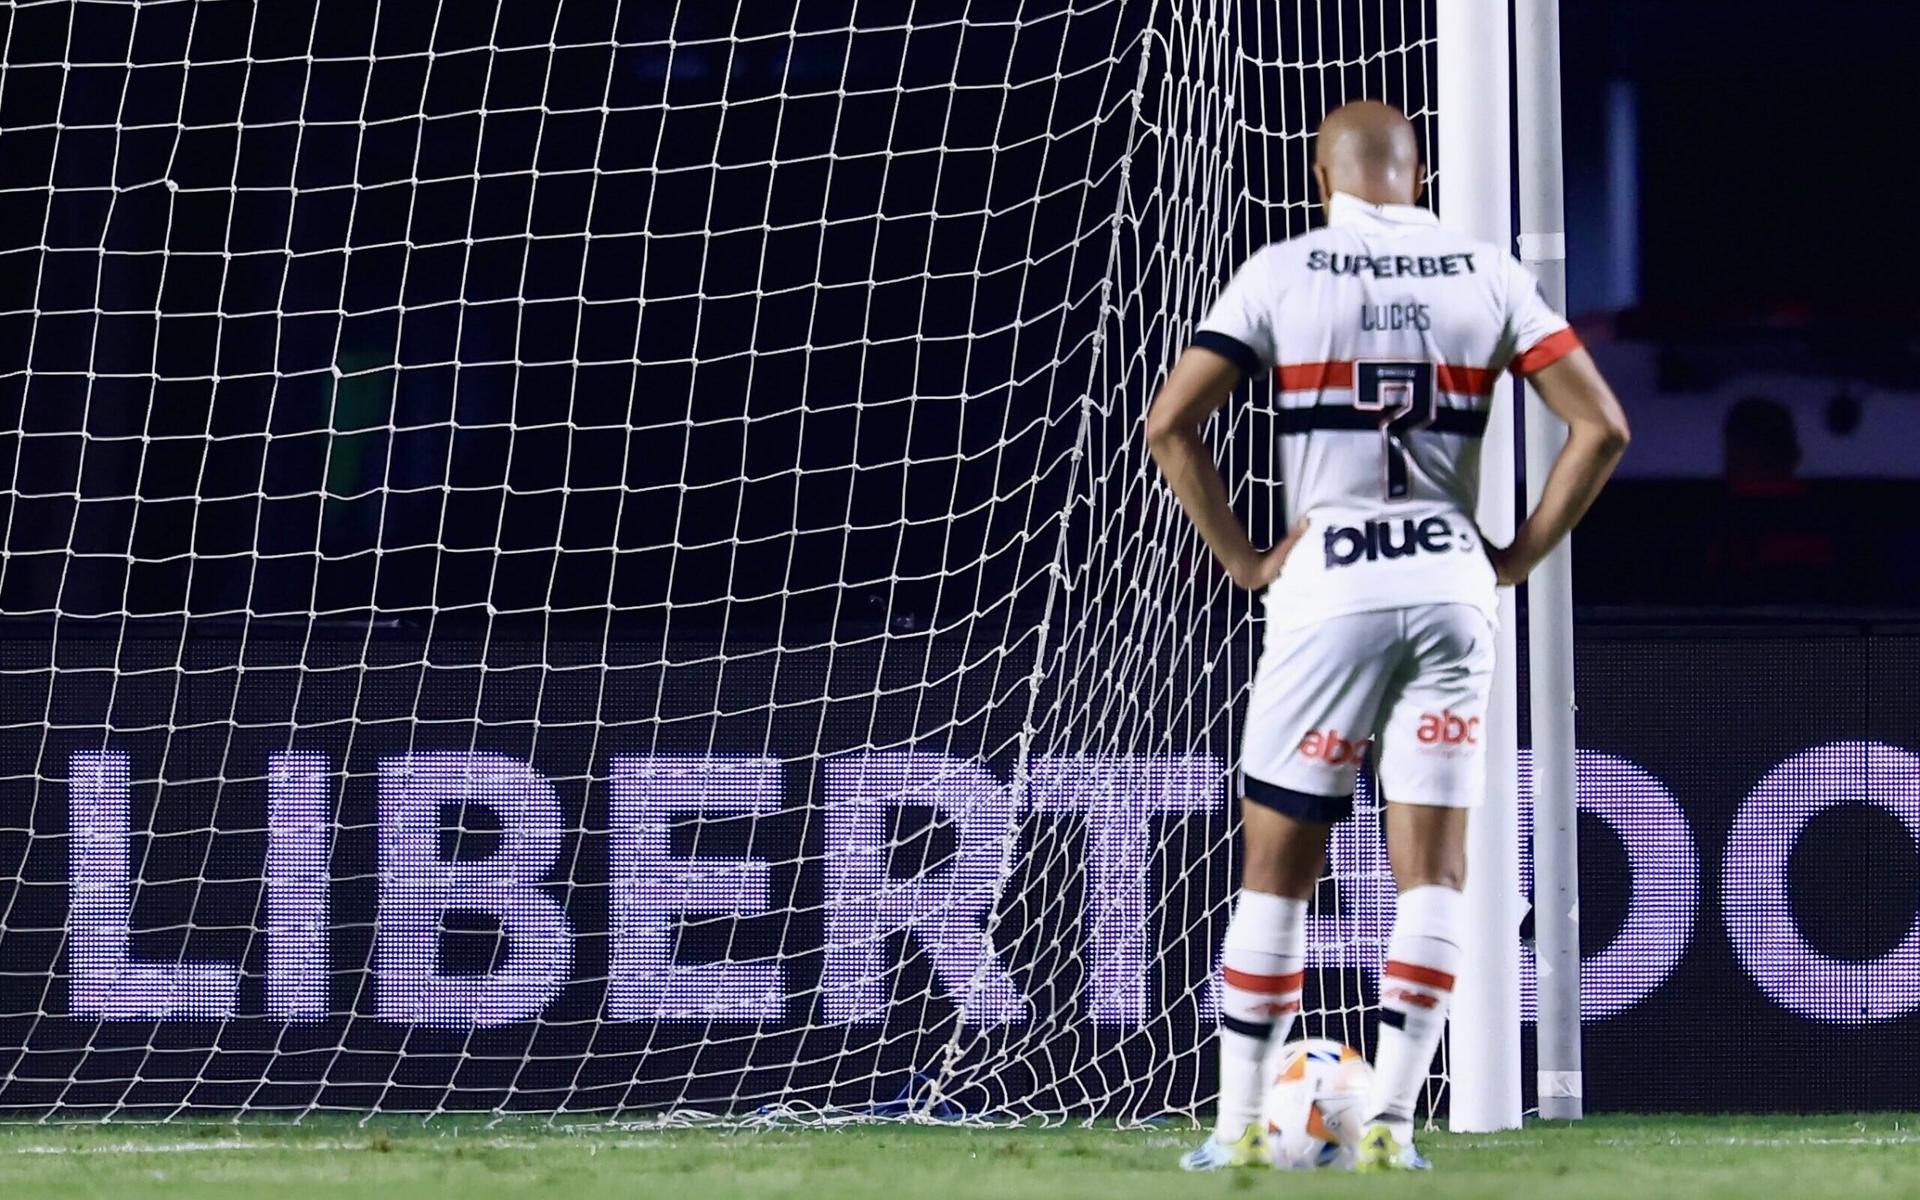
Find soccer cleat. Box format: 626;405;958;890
1179;1124;1268;1171
1355;1121;1431;1172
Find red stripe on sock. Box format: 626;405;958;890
1222;967;1304;994
1384;960;1456;992
1385;986;1442;1010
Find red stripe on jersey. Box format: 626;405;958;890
1275;361;1354;391
1222;966;1305;994
1273;361;1495;396
1436;364;1496;395
1510;326;1583;376
1384;960;1457;992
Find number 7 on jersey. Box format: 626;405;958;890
1353;361;1437;500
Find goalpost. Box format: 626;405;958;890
1513;0;1585;1125
1439;0;1582;1133
1437;0;1524;1134
0;0;1575;1125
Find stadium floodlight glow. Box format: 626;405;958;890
1722;741;1920;1023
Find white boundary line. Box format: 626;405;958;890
1600;1135;1920;1148
6;1129;1918;1156
5;1135;676;1156
1448;1133;1920;1149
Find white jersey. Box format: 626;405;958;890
1195;191;1581;629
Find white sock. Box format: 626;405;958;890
1214;889;1307;1142
1366;885;1462;1134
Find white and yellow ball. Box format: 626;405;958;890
1262;1038;1374;1170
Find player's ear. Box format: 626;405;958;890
1414;162;1427;205
1313;162;1333;210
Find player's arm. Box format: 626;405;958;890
1492;346;1631;586
1145;348;1305;591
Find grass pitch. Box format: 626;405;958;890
0;1113;1914;1200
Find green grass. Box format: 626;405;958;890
0;1114;1914;1200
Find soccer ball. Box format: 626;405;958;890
1262;1039;1375;1170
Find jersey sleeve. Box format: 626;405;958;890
1192;248;1278;378
1501;256;1582;377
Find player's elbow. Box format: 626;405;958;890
1143;403;1189;450
1595;411;1631;456
1571;417;1629;468
1564;390;1630;458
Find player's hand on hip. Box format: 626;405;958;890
1484;538;1533;587
1232;518;1310;591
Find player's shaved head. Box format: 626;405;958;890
1313;100;1424;208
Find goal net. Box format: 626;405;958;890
0;0;1442;1120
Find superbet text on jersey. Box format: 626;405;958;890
1193;192;1580;634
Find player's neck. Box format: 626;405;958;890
1336;184;1419;208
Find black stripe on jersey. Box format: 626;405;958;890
1274;405;1490;438
1191;331;1264;379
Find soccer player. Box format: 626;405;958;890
1146;101;1629;1171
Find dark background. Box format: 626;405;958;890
4;0;1915;625
1558;0;1920;607
0;0;1916;1117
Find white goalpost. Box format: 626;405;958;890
1437;0;1582;1133
1514;0;1585;1125
0;0;1576;1125
1436;0;1524;1134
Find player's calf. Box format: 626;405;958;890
1208;890;1307;1147
1362;884;1461;1146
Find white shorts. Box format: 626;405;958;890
1239;603;1495;822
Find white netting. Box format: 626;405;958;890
0;0;1438;1120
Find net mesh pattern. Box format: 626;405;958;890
0;0;1440;1120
